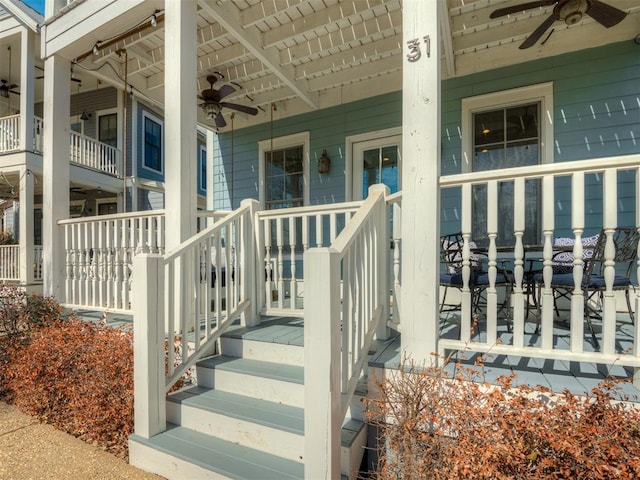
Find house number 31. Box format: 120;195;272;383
406;35;430;62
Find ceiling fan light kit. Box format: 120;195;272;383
198;74;258;129
490;0;627;49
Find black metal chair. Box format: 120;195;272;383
536;227;639;347
439;233;513;327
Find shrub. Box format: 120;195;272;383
366;358;640;479
4;318;134;458
0;286;61;337
0;231;16;245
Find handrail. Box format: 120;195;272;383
303;184;389;476
256;200;363;220
133;201;260;438
440;153;640;186
58;209;166;226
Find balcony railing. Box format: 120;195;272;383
69;130;122;177
438;153;640;369
0;245;44;283
1;115;121;177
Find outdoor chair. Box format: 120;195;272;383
535;227;639;347
439;233;513;327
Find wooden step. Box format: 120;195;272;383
167;386;304;461
129;424;304;480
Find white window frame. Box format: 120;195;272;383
461;82;554;173
96;197;119;215
141;110;164;175
258;131;310;209
345;126;402;201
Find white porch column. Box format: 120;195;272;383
400;0;442;362
19;29;35;152
42;55;70;298
18;166;34;286
164;0;197;248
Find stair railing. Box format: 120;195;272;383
132;200;259;439
303;184;390;479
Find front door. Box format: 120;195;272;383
351;134;401;200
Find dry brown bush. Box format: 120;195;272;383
366;357;640;479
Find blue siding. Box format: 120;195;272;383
216;41;638;240
214;92;401;209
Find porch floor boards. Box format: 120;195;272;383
370;311;640;402
71;310;639;401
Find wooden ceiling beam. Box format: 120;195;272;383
197;0;317;109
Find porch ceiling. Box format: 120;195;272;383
48;0;640;131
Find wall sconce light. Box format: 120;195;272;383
80;110;91;121
318;149;330;174
150;13;158;27
92;43;100;56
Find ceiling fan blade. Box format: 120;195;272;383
215;112;227;128
220;102;258;116
9;90;19;96
490;0;557;19
586;0;627;28
519;12;559;49
217;84;236;100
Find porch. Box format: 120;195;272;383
57;152;640;477
0;113;122;177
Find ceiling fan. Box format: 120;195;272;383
0;79;19;98
490;0;628;49
198;74;258;128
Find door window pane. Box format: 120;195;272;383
361;145;399;198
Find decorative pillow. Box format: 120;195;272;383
552;234;600;268
442;239;480;273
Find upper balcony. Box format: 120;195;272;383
0;113;122;177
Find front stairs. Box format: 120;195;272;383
129;316;368;479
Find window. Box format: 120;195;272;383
258;132;309;209
97;202;118;215
462;83;553;246
264;146;304;210
98;113;118;147
143;112;163;173
199;145;207;190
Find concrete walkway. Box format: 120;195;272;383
0;402;164;479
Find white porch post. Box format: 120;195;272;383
18;166;34;286
400;0;442;363
42;54;70;299
19;29;35;152
164;0;197;247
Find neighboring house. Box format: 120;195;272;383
0;0;210;289
35;0;640;479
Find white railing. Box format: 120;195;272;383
387;191;402;330
304;184;390;477
59;211;165;312
0;114;19;152
33;245;43;281
0;245;43;283
256;201;363;316
69;130;122;177
0;245;19;281
438;153;640;369
132;201;258;439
